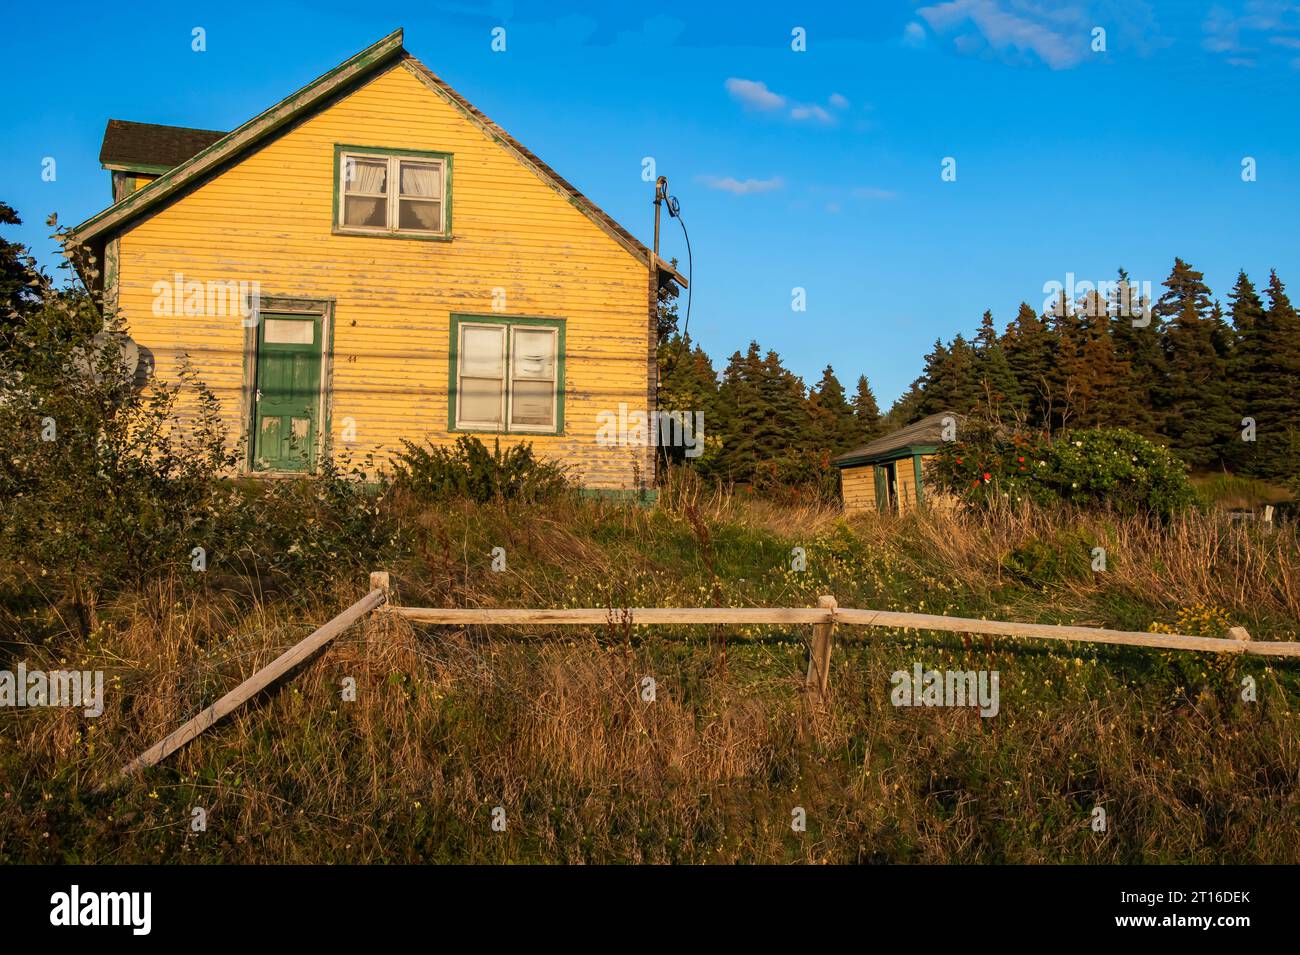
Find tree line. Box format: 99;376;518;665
656;257;1300;491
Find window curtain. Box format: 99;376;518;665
400;162;439;197
350;160;387;194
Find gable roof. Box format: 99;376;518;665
832;412;964;468
99;120;226;173
65;28;685;288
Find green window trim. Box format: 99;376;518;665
448;313;566;436
332;143;453;241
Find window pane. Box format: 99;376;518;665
398;199;441;231
512;329;555;380
461;325;504;377
511;380;555;428
460;377;503;425
263;318;314;345
344;158;387;195
399;161;441;198
344;196;386;228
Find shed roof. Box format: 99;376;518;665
832;412;963;468
99;120;227;172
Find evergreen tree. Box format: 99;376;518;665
917;338;952;416
1163;299;1236;468
851;374;884;444
1003;302;1054;427
972;309;1021;418
714;343;807;485
656;334;719;468
1247;271;1300;480
1047;289;1090;429
1109;268;1163;438
806;365;859;455
1226;271;1266;472
0;202;42;351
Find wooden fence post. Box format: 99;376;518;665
365;571;392;644
805;595;838;698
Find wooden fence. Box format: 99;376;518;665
102;570;1300;789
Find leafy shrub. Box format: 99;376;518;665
1148;604;1240;699
0;280;237;616
393;435;569;503
933;423;1196;518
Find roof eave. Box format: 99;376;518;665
64;27;405;250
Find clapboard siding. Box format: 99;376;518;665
841;465;877;513
116;62;653;488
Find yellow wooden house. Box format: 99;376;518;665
832;413;962;514
66;28;685;492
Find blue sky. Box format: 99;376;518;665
2;0;1298;406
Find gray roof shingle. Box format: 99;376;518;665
832;412;964;467
99;119;227;171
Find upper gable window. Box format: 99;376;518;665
335;146;451;240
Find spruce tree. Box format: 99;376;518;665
972;309;1021;419
851;374;884;444
1226;271;1266;472
1248;271;1300;480
1003;302;1055;428
1110;268;1165;438
807;365;859;454
1163;298;1236;468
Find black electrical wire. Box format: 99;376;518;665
667;199;693;341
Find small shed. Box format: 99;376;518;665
832;412;961;514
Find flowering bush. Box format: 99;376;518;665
933;423;1195;517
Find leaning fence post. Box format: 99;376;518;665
805;594;838;698
366;571;392;643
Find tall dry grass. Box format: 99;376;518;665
2;485;1298;863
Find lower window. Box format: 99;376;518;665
451;315;564;434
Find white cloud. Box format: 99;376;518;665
725;77;843;124
1204;1;1300;60
902;21;928;47
697;175;784;195
791;104;834;123
724;78;786;111
917;0;1087;69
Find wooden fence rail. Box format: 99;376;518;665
392;603;1300;658
105;572;1300;789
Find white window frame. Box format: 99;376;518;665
337;151;447;237
454;320;561;434
507;325;559;434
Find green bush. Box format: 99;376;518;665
0;283;237;609
393;435;569;503
933;423;1196;518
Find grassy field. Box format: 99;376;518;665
2;473;1299;863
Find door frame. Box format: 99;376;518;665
240;295;336;475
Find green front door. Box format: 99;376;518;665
253;312;322;472
874;464;889;513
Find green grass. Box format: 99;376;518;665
2;487;1299;863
